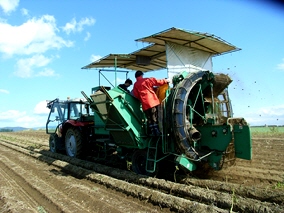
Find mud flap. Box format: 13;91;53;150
234;124;252;160
176;155;196;171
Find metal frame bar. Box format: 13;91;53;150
98;69;129;87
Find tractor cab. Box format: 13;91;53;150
46;98;93;135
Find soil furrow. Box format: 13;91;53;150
1;139;284;212
0;165;39;212
0;144;164;213
0;149;92;213
1;131;284;213
0;140;231;213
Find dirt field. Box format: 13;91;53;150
0;131;283;213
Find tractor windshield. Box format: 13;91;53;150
46;101;68;134
69;102;90;120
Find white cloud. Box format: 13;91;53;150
77;17;95;31
90;54;102;62
241;104;284;126
0;105;49;128
36;68;59;77
0;89;9;94
34;100;50;115
116;77;125;84
84;32;91;41
21;8;29;16
0;15;73;57
0;110;26;121
14;54;53;78
277;58;284;70
62;17;95;35
15;114;46;128
0;0;19;14
62;19;76;35
258;104;284;116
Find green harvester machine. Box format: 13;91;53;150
47;27;252;176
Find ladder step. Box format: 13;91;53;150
96;138;110;142
146;137;161;172
146;161;155;172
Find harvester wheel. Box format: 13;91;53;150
132;150;158;176
49;133;60;153
65;128;83;157
132;150;147;175
170;71;205;159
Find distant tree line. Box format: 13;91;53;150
0;128;13;132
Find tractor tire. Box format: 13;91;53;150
49;133;60;153
65;128;83;158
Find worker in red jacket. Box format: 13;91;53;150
133;71;170;135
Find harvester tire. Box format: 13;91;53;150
132;150;147;175
131;149;158;176
65;128;83;158
170;71;205;159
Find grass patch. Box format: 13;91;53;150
37;206;47;213
251;126;284;138
273;182;284;190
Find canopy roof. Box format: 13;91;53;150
82;27;240;72
82;44;167;72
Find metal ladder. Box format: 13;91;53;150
146;136;160;173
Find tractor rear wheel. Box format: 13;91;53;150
65;128;83;158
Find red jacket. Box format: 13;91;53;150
133;76;168;111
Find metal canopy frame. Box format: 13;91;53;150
98;69;129;87
136;27;240;55
82;27;240;73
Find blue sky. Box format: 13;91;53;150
0;0;284;128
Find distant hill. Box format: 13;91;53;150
0;127;31;132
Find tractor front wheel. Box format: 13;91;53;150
49;133;60;153
65;128;83;158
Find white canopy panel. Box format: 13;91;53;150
82;27;240;73
166;41;213;79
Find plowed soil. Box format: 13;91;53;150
0;131;283;213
